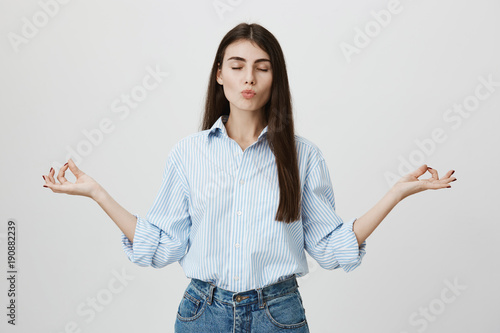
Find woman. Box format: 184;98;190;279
42;22;457;332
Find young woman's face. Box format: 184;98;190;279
216;39;273;115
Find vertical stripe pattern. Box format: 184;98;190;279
121;115;367;292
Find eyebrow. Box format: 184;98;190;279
227;56;271;64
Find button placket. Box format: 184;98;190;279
233;149;247;292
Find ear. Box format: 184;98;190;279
216;63;223;85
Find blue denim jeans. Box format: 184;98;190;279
174;274;310;332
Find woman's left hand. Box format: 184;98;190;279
392;164;457;201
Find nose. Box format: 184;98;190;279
244;68;255;85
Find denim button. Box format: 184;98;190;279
235;295;249;302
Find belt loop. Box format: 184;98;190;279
207;283;215;305
257;288;265;309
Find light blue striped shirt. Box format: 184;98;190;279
121;115;367;292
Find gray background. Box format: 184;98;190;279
1;0;499;332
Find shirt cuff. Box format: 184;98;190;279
121;214;162;267
334;217;367;272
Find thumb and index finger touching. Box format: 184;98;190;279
57;158;84;180
55;158;81;184
409;164;454;180
43;159;85;190
411;164;457;189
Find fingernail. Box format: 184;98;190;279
452;178;457;182
428;167;433;169
42;175;45;180
446;185;451;188
43;185;48;188
50;167;53;172
451;170;455;175
64;163;68;166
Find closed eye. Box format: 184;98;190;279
231;67;269;72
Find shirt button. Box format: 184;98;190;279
235;243;240;248
237;211;242;216
239;179;244;184
234;276;239;280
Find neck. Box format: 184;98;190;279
224;109;267;143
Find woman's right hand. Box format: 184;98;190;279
43;159;102;199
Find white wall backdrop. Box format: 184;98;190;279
1;0;499;332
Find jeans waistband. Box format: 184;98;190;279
189;274;299;309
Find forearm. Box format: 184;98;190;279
93;187;137;243
352;187;402;246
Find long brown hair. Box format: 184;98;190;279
200;22;301;224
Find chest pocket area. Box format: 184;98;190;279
247;157;280;222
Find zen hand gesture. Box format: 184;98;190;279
392;164;457;201
42;159;102;199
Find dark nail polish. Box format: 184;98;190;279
50;167;53;172
42;175;45;180
43;185;48;188
64;163;68;166
428;167;433;169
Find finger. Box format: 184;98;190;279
426;167;439;180
424;181;451;190
444;176;457;184
42;174;50;186
57;163;70;184
407;164;428;178
67;158;84;178
47;167;57;183
43;171;55;185
43;182;70;193
443;169;455;179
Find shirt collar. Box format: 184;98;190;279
206;115;269;143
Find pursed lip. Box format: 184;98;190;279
241;89;256;95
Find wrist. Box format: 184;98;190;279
91;185;108;203
388;185;404;203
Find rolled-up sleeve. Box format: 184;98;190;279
121;145;191;268
302;158;367;272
